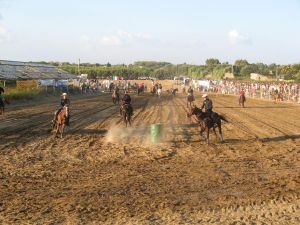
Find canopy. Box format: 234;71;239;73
0;60;76;80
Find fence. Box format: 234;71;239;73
194;80;300;104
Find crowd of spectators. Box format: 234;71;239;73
196;80;300;103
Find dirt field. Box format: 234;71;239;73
0;87;300;224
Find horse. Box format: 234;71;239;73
137;86;144;95
239;95;246;108
0;97;10;115
112;90;120;105
150;86;156;95
187;106;228;144
120;103;132;127
273;92;283;103
53;106;68;138
187;93;195;108
171;88;178;96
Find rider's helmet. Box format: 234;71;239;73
61;93;68;98
202;94;208;99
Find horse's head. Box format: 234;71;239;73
187;106;203;118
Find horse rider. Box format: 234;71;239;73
53;93;70;126
201;94;215;120
239;88;245;100
187;86;195;100
188;86;193;95
240;88;245;97
120;91;133;116
109;82;114;92
114;86;120;97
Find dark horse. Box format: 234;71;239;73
239;95;246;108
120;103;132;127
53;106;68;138
187;93;195;108
137;86;144;95
187;106;228;144
171;88;178;96
112;90;120;105
0;97;10;115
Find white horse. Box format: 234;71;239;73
157;88;162;98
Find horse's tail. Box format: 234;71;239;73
219;115;229;123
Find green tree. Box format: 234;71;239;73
205;58;220;67
240;65;256;77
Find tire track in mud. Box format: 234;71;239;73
1;91;300;224
215;94;300;131
214;96;300;140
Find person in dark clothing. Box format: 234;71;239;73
114;86;120;98
187;86;194;95
201;94;215;120
0;86;5;108
120;91;133;116
109;83;114;92
53;93;70;126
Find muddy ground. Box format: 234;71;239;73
0;88;299;224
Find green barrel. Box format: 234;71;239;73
150;124;163;143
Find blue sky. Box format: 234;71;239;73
0;0;299;64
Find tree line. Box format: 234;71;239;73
48;59;300;82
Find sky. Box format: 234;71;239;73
0;0;300;65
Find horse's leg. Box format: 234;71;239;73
60;124;65;138
55;123;60;138
206;127;210;145
128;115;132;127
218;122;223;142
200;125;206;141
213;126;217;138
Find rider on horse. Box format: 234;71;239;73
201;94;215;120
114;86;120;97
188;86;193;95
239;88;246;103
240;88;245;98
187;86;195;99
54;93;70;126
120;91;133;116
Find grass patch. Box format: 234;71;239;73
4;88;46;100
3;86;81;101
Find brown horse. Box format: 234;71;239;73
112;90;120;105
187;106;228;144
150;86;156;95
239;95;246;108
120;103;132;127
53;106;68;138
273;92;283;103
0;97;10;115
171;88;178;96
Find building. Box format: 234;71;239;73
223;73;235;79
0;60;76;80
